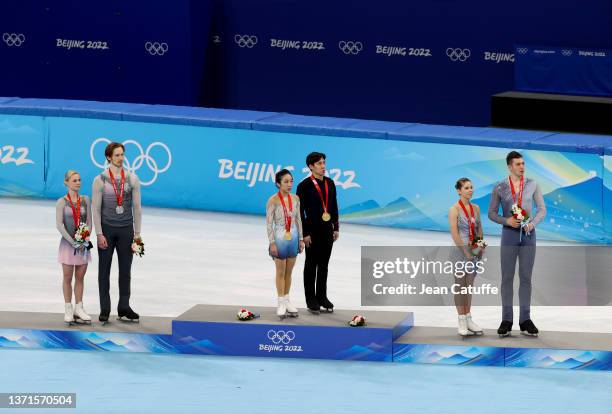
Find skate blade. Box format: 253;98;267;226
320;308;334;314
277;314;287;320
287;312;299;318
520;331;538;337
469;331;484;336
307;309;320;315
498;332;511;338
116;316;140;323
73;318;92;325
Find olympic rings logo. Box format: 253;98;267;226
561;49;573;57
234;34;258;48
446;48;471;62
145;42;168;56
267;330;295;345
90;138;172;186
517;48;528;55
338;41;363;55
3;33;25;47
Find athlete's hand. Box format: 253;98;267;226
303;236;312;248
97;234;108;249
506;217;520;228
269;243;279;258
333;231;339;242
298;241;305;254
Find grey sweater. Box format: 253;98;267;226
488;177;546;227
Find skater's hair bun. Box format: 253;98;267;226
455;177;471;190
275;169;293;187
64;170;80;184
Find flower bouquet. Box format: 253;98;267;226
470;236;487;256
131;236;145;257
511;203;532;240
73;222;93;254
237;308;259;321
348;315;366;327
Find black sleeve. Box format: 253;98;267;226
329;178;340;232
296;181;311;237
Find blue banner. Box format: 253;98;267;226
0;115;45;196
41;117;609;243
515;46;612;97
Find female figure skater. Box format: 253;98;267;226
448;178;484;336
266;169;304;318
56;170;92;325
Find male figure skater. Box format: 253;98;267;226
92;142;142;324
296;152;339;314
488;151;546;337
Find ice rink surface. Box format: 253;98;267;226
1;197;610;332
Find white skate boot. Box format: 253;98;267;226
74;302;92;324
458;315;472;337
284;295;298;318
276;297;287;319
64;303;74;326
466;312;483;335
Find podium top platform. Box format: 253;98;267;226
396;326;612;351
0;311;174;335
176;304;412;329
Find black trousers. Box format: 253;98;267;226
303;231;334;307
98;224;134;313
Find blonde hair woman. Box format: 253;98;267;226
56;170;92;325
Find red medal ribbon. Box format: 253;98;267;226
108;169;125;207
458;200;475;243
310;174;329;214
509;176;524;207
66;194;81;229
278;191;293;232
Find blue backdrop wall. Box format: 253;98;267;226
0;0;212;105
1;1;611;125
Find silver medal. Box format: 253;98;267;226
116;205;124;215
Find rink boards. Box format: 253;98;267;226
1;306;612;370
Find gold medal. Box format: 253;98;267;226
322;212;331;222
284;231;292;240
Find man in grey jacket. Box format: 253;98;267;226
488;151;546;337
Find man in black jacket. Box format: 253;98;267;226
296;152;340;314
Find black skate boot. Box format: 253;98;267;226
497;320;513;338
98;310;110;326
117;307;140;323
318;297;334;313
519;319;539;337
306;298;320;315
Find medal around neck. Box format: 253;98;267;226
322;212;331;221
116;205;124;215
